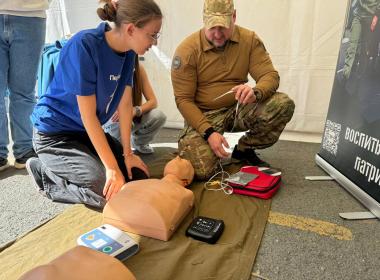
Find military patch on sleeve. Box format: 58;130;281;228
172;56;182;70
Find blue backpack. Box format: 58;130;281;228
37;39;68;98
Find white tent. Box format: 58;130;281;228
46;0;349;142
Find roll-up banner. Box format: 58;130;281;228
316;0;380;218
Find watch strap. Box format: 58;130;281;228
203;127;215;141
134;106;142;117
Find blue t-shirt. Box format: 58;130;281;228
32;22;136;133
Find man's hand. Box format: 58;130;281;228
232;84;256;104
208;132;230;158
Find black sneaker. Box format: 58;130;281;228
0;157;9;172
231;145;270;167
26;158;45;196
15;150;37;169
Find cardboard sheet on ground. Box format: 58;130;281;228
0;148;270;280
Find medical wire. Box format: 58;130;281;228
204;159;234;195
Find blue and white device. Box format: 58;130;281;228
77;224;139;261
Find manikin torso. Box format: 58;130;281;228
103;157;195;241
19;246;136;280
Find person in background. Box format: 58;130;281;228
103;55;166;154
171;0;295;179
338;0;380;84
0;0;50;171
26;0;162;208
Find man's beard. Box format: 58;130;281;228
206;38;228;49
214;41;227;49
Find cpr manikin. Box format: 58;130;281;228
19;246;136;280
103;156;195;241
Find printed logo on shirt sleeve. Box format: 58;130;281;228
172;56;182;70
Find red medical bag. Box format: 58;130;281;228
228;166;282;199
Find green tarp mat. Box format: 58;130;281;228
0;148;270;280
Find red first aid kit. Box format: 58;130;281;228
227;166;282;199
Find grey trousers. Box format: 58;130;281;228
32;131;148;208
103;108;166;146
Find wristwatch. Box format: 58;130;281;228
202;127;215;141
134;106;142;117
253;89;262;102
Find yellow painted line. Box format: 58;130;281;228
268;211;353;241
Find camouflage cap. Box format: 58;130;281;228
203;0;234;29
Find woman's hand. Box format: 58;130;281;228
124;153;150;179
103;167;125;201
111;110;119;122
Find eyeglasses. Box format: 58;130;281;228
147;32;161;41
134;24;161;42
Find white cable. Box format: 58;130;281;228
204;160;233;195
231;102;239;131
231;101;257;132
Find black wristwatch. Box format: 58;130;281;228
203;127;215;141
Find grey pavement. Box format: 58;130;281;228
0;168;69;246
251;140;380;280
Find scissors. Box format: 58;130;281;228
212;90;235;101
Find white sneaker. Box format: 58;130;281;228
134;144;154;154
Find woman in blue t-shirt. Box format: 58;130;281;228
27;0;163;208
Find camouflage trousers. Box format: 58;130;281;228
178;92;295;180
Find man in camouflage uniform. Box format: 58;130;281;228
171;0;295;179
340;0;380;81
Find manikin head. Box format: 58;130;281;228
203;0;236;48
163;156;195;186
